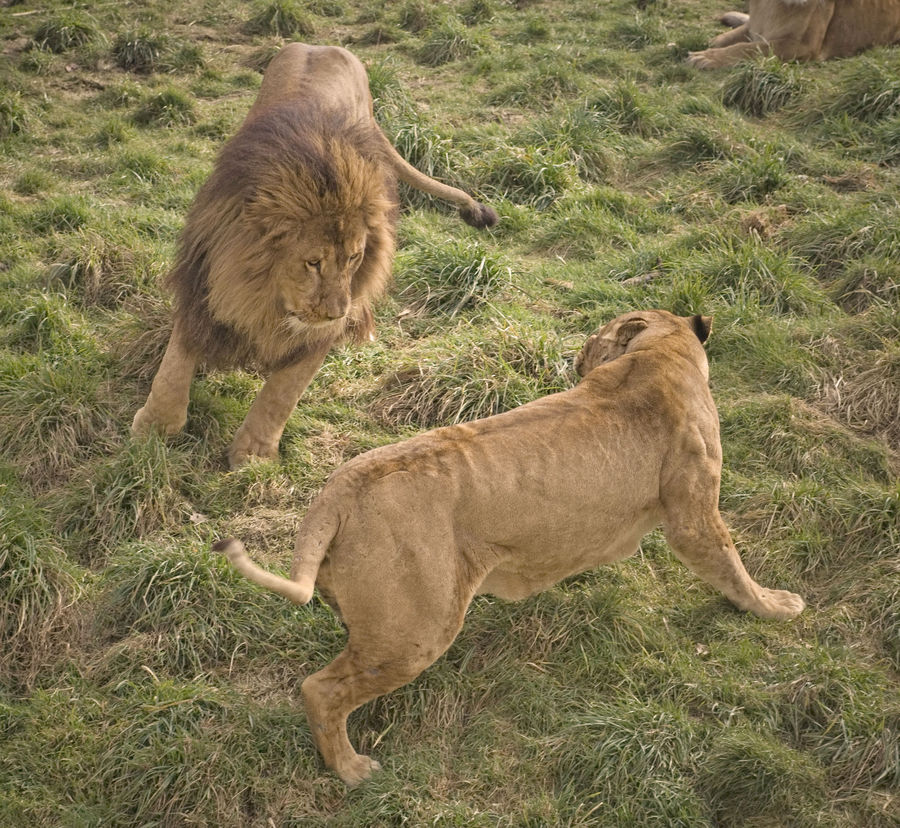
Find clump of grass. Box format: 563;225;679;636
664;124;739;165
45;229;158;308
245;1;315;37
3;292;89;354
552;702;709;824
710;146;788;203
395;239;512;317
489;61;581;106
785;202;900;280
373;322;572;428
134;87;196;127
53;437;199;565
14;169;50;196
612;12;668;50
586;80;664;137
821;58;900;123
517;16;550;42
31;11;101;53
0;474;81;687
93;117;135;148
0;353;119;488
475;141;579;209
721;56;804;117
831;258;900;313
699;727;827;825
27;195;93;234
396;0;445;32
0;92;29;138
461;0;495;26
97;542;318;673
112;30;170;73
821;343;900;446
416;18;488;66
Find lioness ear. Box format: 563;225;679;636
690;314;712;344
615;318;649;346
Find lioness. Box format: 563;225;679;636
689;0;900;68
216;309;805;785
131;43;498;468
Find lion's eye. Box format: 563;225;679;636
306;259;321;269
349;252;362;263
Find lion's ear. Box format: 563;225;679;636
690;314;712;344
615;318;649;347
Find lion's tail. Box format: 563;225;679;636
374;128;499;229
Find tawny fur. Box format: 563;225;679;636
689;0;900;68
132;43;498;468
218;309;805;786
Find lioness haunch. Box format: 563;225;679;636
217;309;805;786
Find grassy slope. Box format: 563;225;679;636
1;0;898;824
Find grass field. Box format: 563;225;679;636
1;0;898;824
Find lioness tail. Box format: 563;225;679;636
215;538;314;605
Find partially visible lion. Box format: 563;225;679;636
131;42;498;467
215;309;805;786
688;0;900;69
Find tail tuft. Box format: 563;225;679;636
459;202;499;229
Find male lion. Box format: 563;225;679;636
688;0;900;68
131;42;498;468
215;309;805;785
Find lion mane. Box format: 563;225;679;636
169;104;396;372
132;42;499;467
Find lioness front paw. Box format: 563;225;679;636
131;404;186;437
227;429;280;469
336;754;382;787
751;588;806;621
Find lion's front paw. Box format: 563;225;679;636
687;50;716;69
752;588;806;621
131;404;186;437
227;429;280;469
336;754;382;787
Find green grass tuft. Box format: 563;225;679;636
112;30;170;73
0;91;29;138
245;1;316;37
395;238;512;316
134;87;196;127
31;11;102;53
416;17;488;66
721;56;804;117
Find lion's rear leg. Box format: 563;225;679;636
132;319;197;437
662;486;804;620
228;342;331;468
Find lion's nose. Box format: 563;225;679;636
321;295;350;319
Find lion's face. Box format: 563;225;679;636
269;214;369;338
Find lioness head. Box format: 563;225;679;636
575;310;712;376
